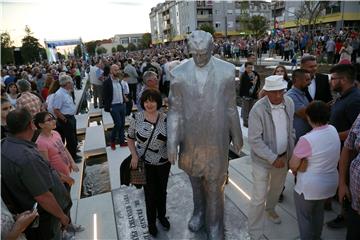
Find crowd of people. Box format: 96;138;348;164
215;28;359;65
240;53;360;239
1;28;360;240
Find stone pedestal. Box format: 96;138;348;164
113;173;249;239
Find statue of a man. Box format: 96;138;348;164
167;30;243;240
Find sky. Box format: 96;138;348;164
1;0;164;47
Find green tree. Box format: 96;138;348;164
85;40;99;56
116;44;126;52
1;32;14;64
199;23;215;36
74;44;82;58
127;43;137;51
96;46;107;55
242;15;268;39
111;47;117;53
140;33;152;49
20;25;46;63
57;52;65;61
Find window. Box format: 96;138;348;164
227;9;233;14
215;22;221;28
325;1;341;14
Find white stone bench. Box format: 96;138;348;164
69;156;85;200
75;114;89;135
106;147;130;190
88;103;102;118
101;109;114;131
83;125;106;158
75;192;117;240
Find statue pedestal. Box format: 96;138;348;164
113;172;249;239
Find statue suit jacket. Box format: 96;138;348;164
167;57;243;179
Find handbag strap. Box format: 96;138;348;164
141;113;160;159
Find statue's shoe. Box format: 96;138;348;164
188;214;204;232
207;226;224;240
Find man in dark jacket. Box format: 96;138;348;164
103;64;127;150
239;62;260;127
300;55;332;103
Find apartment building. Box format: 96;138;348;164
271;0;360;31
149;0;271;44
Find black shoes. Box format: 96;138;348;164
74;155;82;163
326;214;346;229
148;225;158;237
158;216;170;230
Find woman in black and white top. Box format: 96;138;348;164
127;89;170;237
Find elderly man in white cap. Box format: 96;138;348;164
247;75;295;240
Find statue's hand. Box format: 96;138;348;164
168;150;178;165
232;142;243;155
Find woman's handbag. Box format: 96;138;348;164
130;158;146;185
129;114;160;186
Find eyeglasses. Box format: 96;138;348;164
43;115;55;122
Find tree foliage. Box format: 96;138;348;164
85;41;100;56
127;43;137;51
240;15;268;39
111;47;117;53
74;44;82;58
57;52;65;61
294;1;327;34
117;44;126;52
20;25;46;63
140;33;152;49
1;32;14;64
199;23;215;36
96;46;107;55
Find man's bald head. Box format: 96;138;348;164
110;64;120;78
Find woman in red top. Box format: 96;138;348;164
41;74;54;100
334;38;343;64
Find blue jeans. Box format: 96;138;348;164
110;103;126;143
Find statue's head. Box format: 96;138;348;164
188;30;213;68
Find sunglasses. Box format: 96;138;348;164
41;113;56;123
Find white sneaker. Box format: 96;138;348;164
266;210;281;224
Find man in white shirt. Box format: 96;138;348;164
89;60;104;108
247;75;295;240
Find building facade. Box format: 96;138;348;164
113;33;144;47
271;0;360;31
149;0;272;44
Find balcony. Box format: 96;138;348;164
196;0;212;9
197;14;213;21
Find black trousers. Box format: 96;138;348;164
128;83;137;104
143;162;171;227
57;115;77;159
346;207;360;240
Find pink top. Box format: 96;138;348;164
36;130;71;176
293;125;329;159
